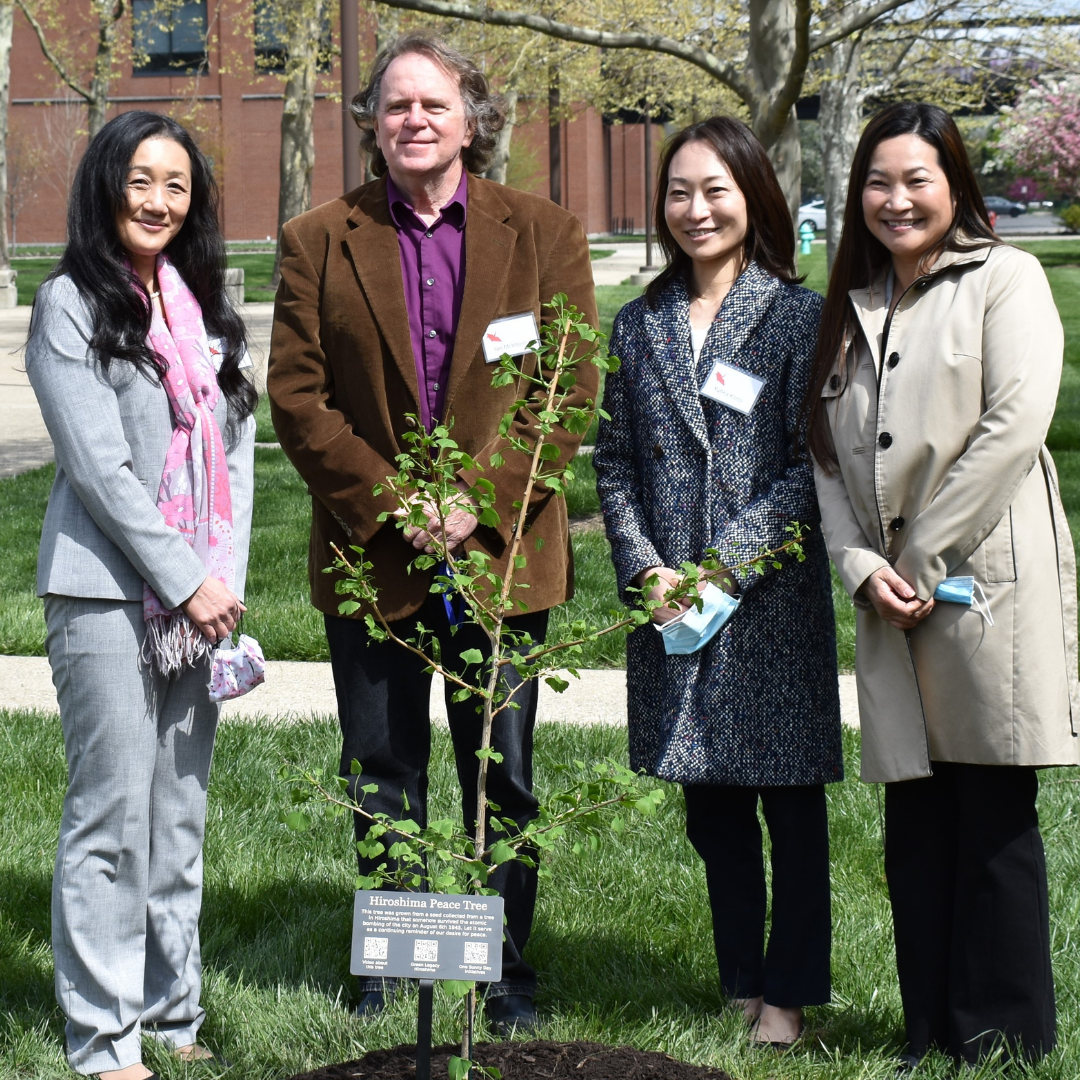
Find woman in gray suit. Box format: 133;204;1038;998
594;117;842;1048
26;112;255;1080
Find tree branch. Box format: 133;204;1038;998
372;0;754;102
15;0;91;102
810;0;919;54
762;0;812;142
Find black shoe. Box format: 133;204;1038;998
354;977;400;1018
355;989;388;1017
484;994;537;1037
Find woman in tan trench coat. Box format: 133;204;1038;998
807;102;1080;1068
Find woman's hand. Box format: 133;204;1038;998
181;576;245;644
861;566;934;630
635;565;693;624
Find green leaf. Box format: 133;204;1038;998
338;600;360;616
350;759;363;775
282;810;310;832
545;675;569;693
478;507;500;527
448;1057;471;1080
489;452;504;468
459;648;484;666
489;840;516;865
443;980;474;1000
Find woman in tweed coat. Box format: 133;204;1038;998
594;117;843;1046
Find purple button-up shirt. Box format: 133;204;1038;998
386;171;467;431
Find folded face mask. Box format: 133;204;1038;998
209;633;266;702
933;576;994;626
655;581;740;655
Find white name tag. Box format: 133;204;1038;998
699;360;766;414
482;311;540;363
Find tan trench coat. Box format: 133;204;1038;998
815;243;1080;782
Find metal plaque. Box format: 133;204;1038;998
350;891;504;981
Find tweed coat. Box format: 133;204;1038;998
815;243;1080;783
594;264;843;787
267;174;598;623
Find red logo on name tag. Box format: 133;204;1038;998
715;370;726;385
486;333;501;343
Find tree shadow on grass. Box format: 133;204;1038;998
0;870;65;1042
530;922;906;1059
199;874;356;997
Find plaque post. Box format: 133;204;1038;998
416;980;434;1080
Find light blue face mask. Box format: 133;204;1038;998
933;576;994;626
655;581;740;655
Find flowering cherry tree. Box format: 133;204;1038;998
997;76;1080;199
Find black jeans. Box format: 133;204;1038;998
326;594;549;999
884;762;1055;1063
684;783;832;1008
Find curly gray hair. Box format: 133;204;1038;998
350;31;507;178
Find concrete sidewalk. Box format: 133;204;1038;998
0;302;276;478
0;652;861;727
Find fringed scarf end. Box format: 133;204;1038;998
142;613;213;677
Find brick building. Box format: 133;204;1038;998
8;3;658;244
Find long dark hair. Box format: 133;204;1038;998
645;115;799;307
805;102;997;469
42;110;255;422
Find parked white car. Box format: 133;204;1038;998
798;199;828;234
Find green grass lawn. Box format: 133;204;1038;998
3;715;1080;1079
4;244;1079;671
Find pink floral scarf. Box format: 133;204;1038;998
141;255;235;676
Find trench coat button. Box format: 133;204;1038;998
878;431;893;449
888;351;900;369
890;516;905;531
653;444;664;459
405;416;417;428
829;374;840;390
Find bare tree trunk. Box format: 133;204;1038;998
747;0;804;225
87;0;123;139
483;87;516;186
0;2;13;268
818;34;865;269
273;1;327;286
548;71;561;205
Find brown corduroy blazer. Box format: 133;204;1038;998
267;173;599;622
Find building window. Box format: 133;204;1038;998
254;0;331;75
133;0;208;76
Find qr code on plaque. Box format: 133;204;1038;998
363;936;388;960
413;939;439;963
463;942;488;965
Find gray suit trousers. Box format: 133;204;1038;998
46;596;219;1075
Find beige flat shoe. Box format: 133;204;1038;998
173;1043;228;1065
730;995;764;1024
750;1004;804;1050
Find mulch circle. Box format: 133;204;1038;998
284;1040;735;1080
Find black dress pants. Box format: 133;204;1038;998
684;783;832;1007
884;762;1055;1063
326;593;550;999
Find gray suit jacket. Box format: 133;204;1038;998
26;274;254;609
